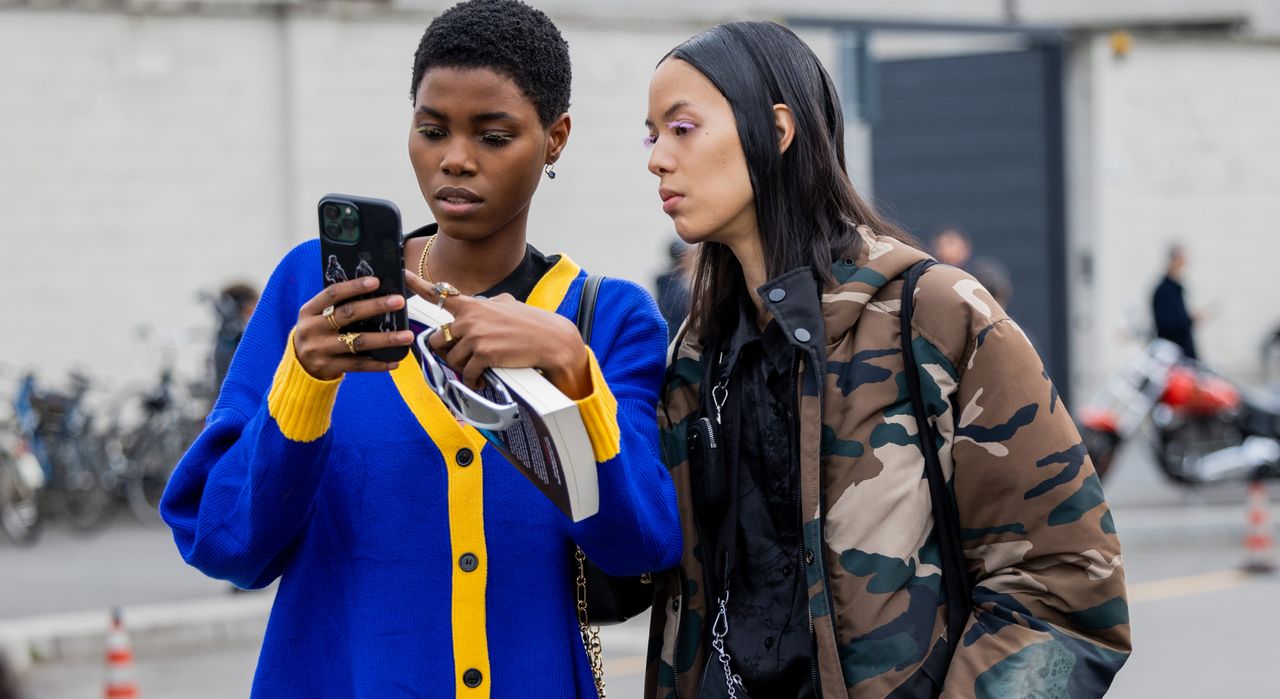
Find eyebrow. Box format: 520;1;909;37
644;100;692;128
416;106;519;124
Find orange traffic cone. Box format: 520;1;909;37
105;607;139;698
1243;481;1277;574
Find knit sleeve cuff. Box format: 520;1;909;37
575;348;621;463
267;330;342;443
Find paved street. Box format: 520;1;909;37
4;439;1279;697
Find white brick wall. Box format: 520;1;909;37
1;9;290;387
1068;33;1280;400
5;3;1278;404
0;6;756;387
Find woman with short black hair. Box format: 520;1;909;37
163;2;681;696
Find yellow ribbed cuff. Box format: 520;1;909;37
576;348;621;463
267;330;342;443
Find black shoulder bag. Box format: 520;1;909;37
899;260;974;690
572;274;658;697
572;274;657;625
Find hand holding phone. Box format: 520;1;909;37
291;194;413;380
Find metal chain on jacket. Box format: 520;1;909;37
711;591;746;698
575;547;607;698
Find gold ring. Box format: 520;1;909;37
322;305;341;331
440;323;454;344
433;281;461;308
337;332;361;354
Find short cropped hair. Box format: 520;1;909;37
410;0;571;126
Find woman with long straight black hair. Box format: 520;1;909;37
643;22;1130;698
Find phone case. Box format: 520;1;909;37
318;193;409;362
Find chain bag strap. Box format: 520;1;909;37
576;547;608;698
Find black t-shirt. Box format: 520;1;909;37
404;224;558;303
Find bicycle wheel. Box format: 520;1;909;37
124;420;193;526
51;438;114;533
0;450;42;546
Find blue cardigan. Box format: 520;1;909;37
161;240;682;697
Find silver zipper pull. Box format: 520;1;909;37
711;378;728;425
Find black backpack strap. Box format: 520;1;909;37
900;260;972;659
576;274;605;343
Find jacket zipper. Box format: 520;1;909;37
671;567;686;699
790;348;823;698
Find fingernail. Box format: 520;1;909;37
363;277;378;288
388;362;399;370
399;332;413;343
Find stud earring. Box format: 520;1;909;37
544;163;557;180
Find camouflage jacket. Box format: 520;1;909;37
645;229;1130;698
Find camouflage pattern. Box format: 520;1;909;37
645;228;1130;698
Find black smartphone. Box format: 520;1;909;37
317;193;409;362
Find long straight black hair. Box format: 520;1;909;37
666;21;917;341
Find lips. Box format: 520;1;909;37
659;187;684;215
434;186;484;217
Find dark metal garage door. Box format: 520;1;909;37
871;46;1070;403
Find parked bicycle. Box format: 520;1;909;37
9;370;115;534
106;326;212;525
0;406;43;546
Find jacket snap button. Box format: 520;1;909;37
459;553;479;572
794;328;812;343
805;549;815;565
672;597;681;611
456;448;474;467
768;288;787;302
463;669;483;688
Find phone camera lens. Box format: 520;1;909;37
324;222;340;237
340;217;356;232
323;204;340;220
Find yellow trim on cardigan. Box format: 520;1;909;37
389;360;491;697
576;348;621;463
526;254;581;310
386;252;622;695
527;255;623;462
266;330;343;443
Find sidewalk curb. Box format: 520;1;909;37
1111;502;1255;548
0;591;274;677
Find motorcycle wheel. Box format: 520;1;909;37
1080;426;1121;480
1156;415;1244;485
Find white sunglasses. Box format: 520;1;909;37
415;328;520;431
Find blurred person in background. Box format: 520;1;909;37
0;655;18;699
1152;244;1200;360
213;282;259;391
161;1;680;696
643;20;1129;699
930;226;973;269
655;237;691;342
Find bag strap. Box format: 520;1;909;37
576;274;605;343
899;260;972;660
574;273;608;699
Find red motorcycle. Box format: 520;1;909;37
1079;339;1280;484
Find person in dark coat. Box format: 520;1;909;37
654;238;691;342
1152;244;1199;360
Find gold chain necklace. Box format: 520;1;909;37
417;234;436;283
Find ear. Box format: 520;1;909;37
772;104;795;155
544;113;572;164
